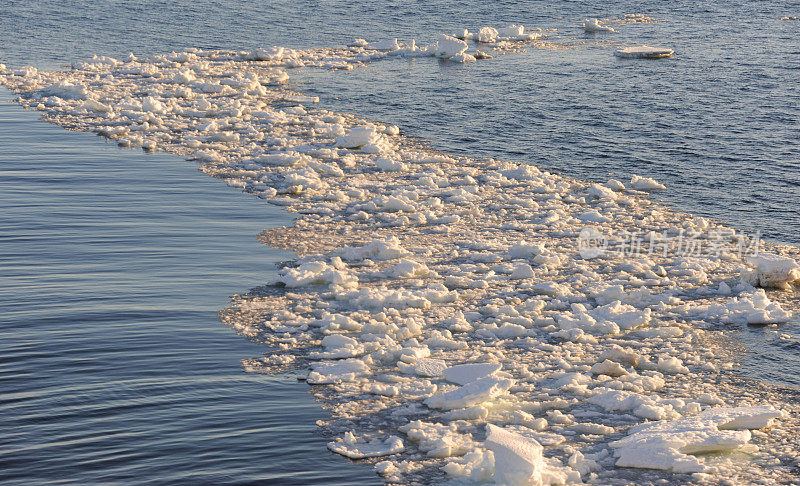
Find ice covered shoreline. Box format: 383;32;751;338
2;33;799;484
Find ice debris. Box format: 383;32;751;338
611;406;784;473
615;46;674;59
328;431;405;459
742;253;800;289
2;40;798;485
484;425;580;485
583;18;616;33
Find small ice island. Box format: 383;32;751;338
615;45;674;59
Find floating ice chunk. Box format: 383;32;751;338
339;237;410;262
605;178;626;191
485;425;578;485
166;51;197;63
399;421;476;458
307;358;370;384
509;262;535;279
583;18;616;33
328;432;404;459
589;389;642;412
309;334;366;359
435;34;469;59
141;96;168;114
398;357;447;377
245;46;293;61
507;241;546;260
497;25;524;37
558;301;650;335
350;287;447;310
630;174;666;190
450;53;477;63
533;281;571;298
571;422;616;436
475;25;540;43
364;382;399;396
387;259;433;278
424;375;514;410
610;406;784;473
443;363;502;385
656;356;689;374
170;69;196;84
83;99;112;113
336;126;381;149
365;39;400;51
316;313;363;332
375;157;407;172
590;359;628;377
705;289;792;324
553;372;593;388
477;27;499;43
587;183;618;200
43;80;88;100
253;152;310;167
12;66;38;77
577;210;611;223
443;448;495;481
615;46;674;59
742;253;800;289
73;55;120;70
277;261;358;289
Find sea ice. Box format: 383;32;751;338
630;174;666;190
435;34;469;59
615;46;674;59
704;289;792;324
399;421;476;458
742;253;800;289
365;39;400;51
424;375;514;410
43;80;88;100
276;260;357;289
3;40;798;485
610;406;784;473
583;18;616;33
307;358;370;384
339;237;410;262
484;425;579;485
336;126;381;149
328;432;405;459
443;363;502;385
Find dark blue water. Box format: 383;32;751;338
0;91;377;484
1;1;796;245
1;1;799;483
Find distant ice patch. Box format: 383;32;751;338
615;46;674;59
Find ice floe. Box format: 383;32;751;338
742;253;800;289
328;432;405;459
2;38;799;485
611;406;784;473
615;46;674;59
583;18;616;33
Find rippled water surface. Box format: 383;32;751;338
1;0;799;483
0;92;377;484
2;1;796;244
